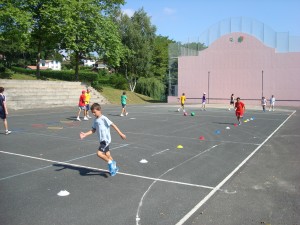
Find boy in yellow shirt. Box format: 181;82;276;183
178;93;186;112
85;88;92;118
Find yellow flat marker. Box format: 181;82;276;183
60;121;73;124
47;126;63;130
177;145;183;149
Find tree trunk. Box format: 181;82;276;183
36;39;42;78
75;51;79;81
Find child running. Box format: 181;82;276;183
261;96;267;112
0;87;11;135
120;91;128;116
269;95;275;111
201;92;206;111
76;90;87;121
228;94;234;111
80;103;126;176
178;93;186;112
234;97;245;125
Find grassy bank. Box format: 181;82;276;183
1;73;159;104
101;86;161;104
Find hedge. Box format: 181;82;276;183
11;67;100;82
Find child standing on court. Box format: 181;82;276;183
0;87;11;135
201;92;206;111
80;103;126;176
228;94;234;111
178;93;186;112
85;88;92;118
261;96;267;112
120;91;128;116
269;95;275;111
76;90;87;121
234;97;245;125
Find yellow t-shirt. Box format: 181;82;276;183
85;92;91;104
180;95;186;104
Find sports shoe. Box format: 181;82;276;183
108;163;114;174
83;117;88;120
120;114;124;117
76;117;81;121
5;130;11;135
238;122;241;125
110;166;119;176
87;115;92;118
112;160;117;170
125;112;128;116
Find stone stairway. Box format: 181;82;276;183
0;79;109;110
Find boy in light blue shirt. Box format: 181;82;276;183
120;91;128;116
80;103;126;176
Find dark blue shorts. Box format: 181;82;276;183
85;104;90;111
122;104;126;108
0;109;6;120
98;141;110;153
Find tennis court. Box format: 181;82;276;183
0;104;299;225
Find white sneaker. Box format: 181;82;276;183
76;117;81;121
5;130;11;135
120;114;124;117
228;108;231;111
125;112;128;116
87;115;92;118
83;117;89;120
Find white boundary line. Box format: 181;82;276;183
0;144;128;181
136;144;219;225
175;110;296;225
0;148;214;190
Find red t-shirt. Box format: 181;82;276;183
235;101;245;113
78;94;86;107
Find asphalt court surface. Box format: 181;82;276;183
0;104;299;225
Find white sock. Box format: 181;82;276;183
108;160;112;164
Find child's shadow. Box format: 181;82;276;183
53;163;109;178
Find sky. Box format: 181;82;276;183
121;0;300;43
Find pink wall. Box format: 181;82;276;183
172;33;300;106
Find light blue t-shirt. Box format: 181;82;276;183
92;115;113;144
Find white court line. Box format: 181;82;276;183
136;144;219;224
176;110;296;225
0;144;128;181
151;148;171;156
0;148;214;190
126;131;260;146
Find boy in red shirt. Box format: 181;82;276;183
234;97;245;125
76;90;87;121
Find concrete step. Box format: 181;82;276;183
1;79;109;110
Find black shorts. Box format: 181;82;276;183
230;101;234;105
0;109;6;120
98;141;110;153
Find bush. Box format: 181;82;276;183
135;77;165;100
0;68;13;79
10;66;99;82
108;74;128;90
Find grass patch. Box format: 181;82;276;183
0;70;59;81
101;86;160;104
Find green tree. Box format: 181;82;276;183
58;0;124;80
0;1;32;67
116;8;156;91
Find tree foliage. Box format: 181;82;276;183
0;0;125;79
135;77;165;100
